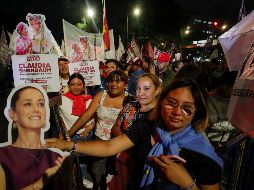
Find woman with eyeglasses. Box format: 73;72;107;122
46;78;223;190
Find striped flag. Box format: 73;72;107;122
154;46;161;60
103;0;110;50
126;37;141;63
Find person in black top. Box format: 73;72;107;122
46;78;223;190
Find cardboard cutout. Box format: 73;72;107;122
1;84;63;155
26;13;53;54
14;22;32;55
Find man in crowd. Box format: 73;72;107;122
58;56;70;94
127;57;145;96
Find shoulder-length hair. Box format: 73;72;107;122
158;78;208;131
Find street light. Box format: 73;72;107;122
126;7;141;43
221;24;227;30
86;8;94;18
133;7;141;16
85;8;99;33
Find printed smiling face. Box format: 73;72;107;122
80;37;89;49
20;26;29;38
10;88;46;131
160;87;196;133
29;18;42;32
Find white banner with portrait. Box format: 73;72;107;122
68;60;101;86
11;54;60;92
63;19;105;62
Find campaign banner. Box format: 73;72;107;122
63;19;105;62
68;60;101;86
227;45;254;137
11;54;60;92
11;14;63;56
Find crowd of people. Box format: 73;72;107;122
0;49;239;190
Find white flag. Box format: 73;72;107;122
60;39;65;56
116;35;125;61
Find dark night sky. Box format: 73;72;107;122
0;0;253;45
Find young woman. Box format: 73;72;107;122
0;84;64;190
109;73;161;190
46;79;223;190
68;70;130;189
112;73;160;136
59;73;94;140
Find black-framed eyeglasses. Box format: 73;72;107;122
165;97;196;116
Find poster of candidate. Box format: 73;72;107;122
13;13;62;56
69;60;101;86
11;54;60;92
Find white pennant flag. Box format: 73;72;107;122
116;35;125;61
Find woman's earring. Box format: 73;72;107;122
12;122;17;129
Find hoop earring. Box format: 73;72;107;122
12;122;17;129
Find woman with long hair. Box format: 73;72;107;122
46;79;223;190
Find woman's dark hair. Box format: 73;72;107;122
106;70;128;84
67;73;85;86
105;59;119;69
174;63;210;98
142;56;151;65
159;78;208;131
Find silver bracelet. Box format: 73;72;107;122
180;180;196;190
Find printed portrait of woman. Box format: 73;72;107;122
14;22;32;55
26;13;53;54
79;36;91;61
0;84;64;190
70;42;83;63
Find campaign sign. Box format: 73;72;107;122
11;54;60;92
69;60;101;86
227;46;254;137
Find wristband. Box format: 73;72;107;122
70;140;77;152
180;180;196;190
